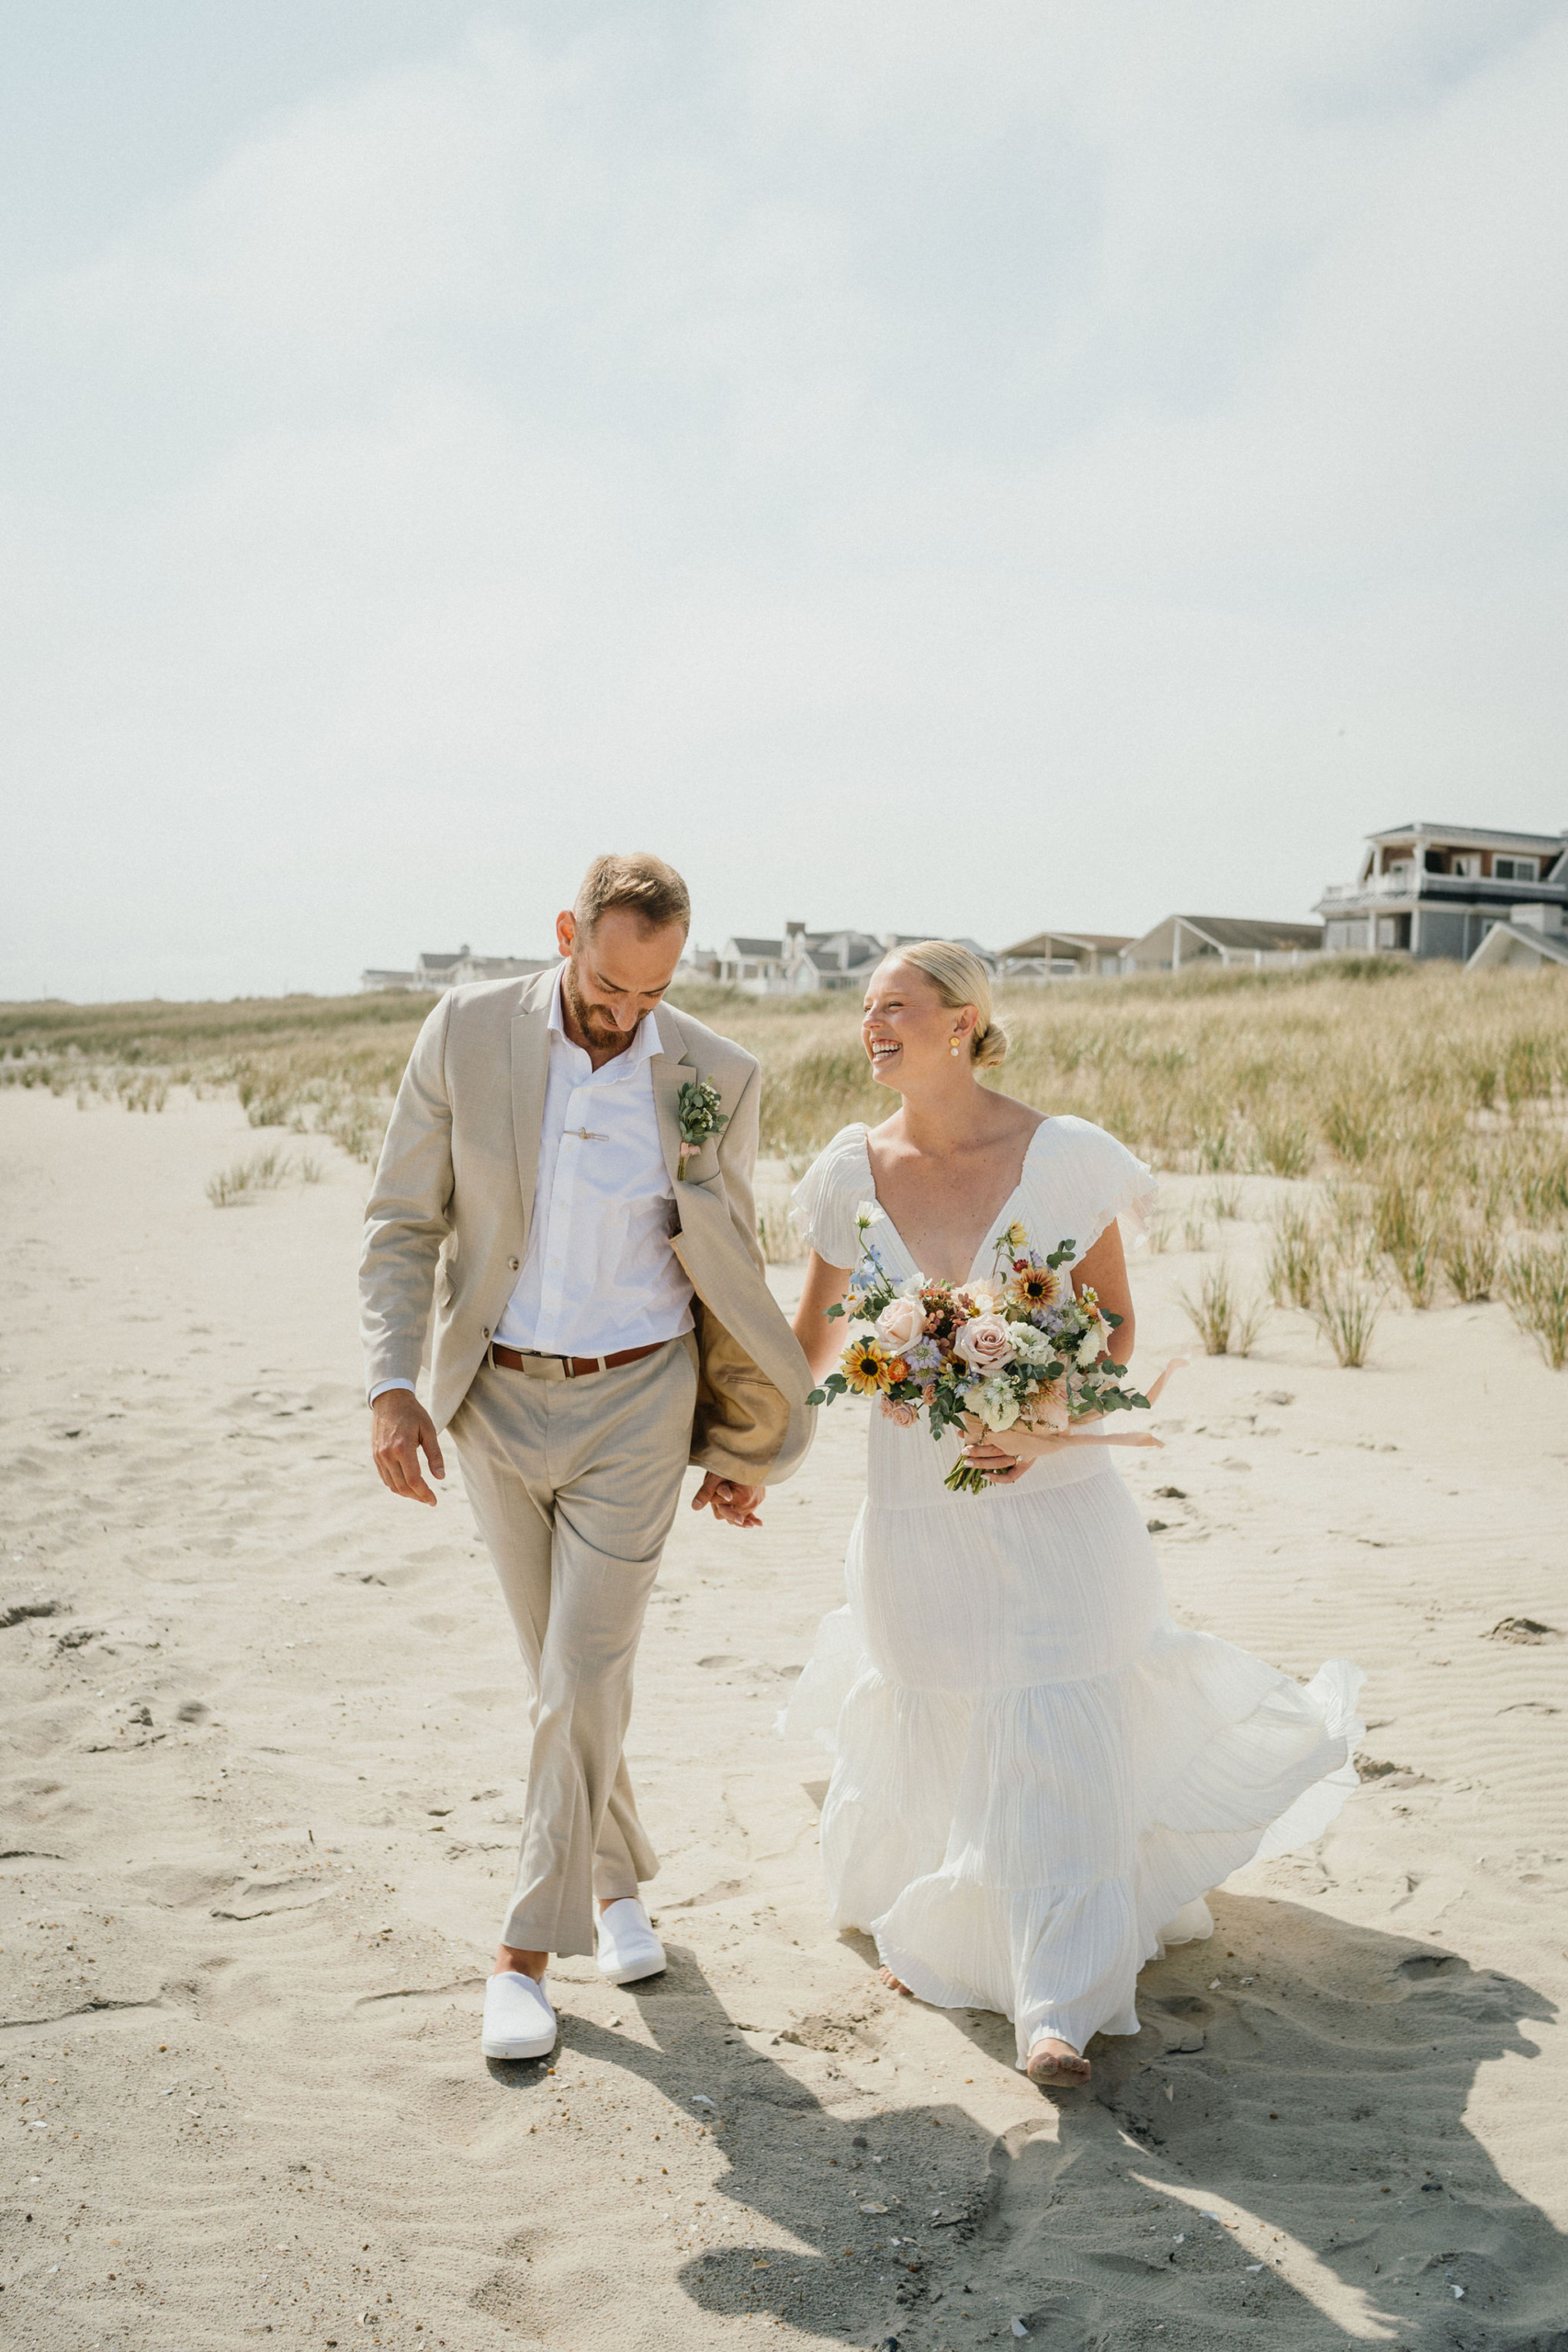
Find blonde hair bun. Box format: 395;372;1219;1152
891;940;1009;1069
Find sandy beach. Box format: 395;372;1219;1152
3;1081;1566;2351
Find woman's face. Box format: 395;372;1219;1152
861;959;976;1091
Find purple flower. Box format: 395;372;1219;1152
904;1337;943;1377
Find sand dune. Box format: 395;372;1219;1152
2;1086;1565;2349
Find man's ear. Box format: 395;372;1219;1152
556;910;577;957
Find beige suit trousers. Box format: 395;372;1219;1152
447;1335;698;1958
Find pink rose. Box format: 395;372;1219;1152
874;1295;927;1352
953;1311;1015;1372
878;1394;919;1426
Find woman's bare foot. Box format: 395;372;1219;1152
876;1966;913;1996
1026;2038;1090;2086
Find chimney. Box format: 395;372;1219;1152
783;921;807;958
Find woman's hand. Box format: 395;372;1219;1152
959;1413;1079;1485
960;1405;1168;1482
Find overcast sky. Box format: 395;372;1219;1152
4;1;1565;1001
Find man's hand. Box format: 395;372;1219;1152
692;1473;763;1529
371;1388;446;1506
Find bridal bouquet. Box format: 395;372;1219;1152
807;1212;1153;1494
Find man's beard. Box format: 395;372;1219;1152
563;956;636;1053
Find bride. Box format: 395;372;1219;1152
784;941;1362;2086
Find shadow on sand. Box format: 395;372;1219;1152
482;1893;1566;2348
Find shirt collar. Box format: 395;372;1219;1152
547;965;666;1079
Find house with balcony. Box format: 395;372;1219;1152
998;928;1133;979
1316;823;1568;960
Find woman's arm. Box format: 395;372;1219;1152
1075;1220;1134;1364
792;1250;855;1379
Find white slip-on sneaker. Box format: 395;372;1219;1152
480;1970;557;2061
595;1897;666;1985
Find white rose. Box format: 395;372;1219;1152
977;1375;1021;1430
1006;1320;1054;1365
1076;1329;1104;1368
874;1295;927;1352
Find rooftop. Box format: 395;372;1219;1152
1146;914;1324;952
1001;929;1133;958
1367;821;1566;851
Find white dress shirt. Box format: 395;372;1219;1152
370;971;693;1402
495;972;694;1355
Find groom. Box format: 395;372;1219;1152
359;852;815;2061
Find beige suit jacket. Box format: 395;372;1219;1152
358;972;817;1486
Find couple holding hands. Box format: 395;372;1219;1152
361;853;1359;2086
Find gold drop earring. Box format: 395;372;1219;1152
950;1035;962;1057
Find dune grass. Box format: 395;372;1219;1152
1178;1261;1270;1357
1501;1238;1568;1369
206;1148;294;1207
0;989;435;1164
5;962;1566;1363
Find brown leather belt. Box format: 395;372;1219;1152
491;1340;665;1381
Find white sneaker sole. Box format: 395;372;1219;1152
481;2025;557;2061
597;1951;665;1986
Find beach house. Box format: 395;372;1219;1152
1122;915;1324;973
998;929;1133;978
1316;822;1568;960
358;946;555;993
711;927;997;995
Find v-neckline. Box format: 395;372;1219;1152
858;1119;1053;1284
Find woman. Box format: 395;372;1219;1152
784;942;1362;2086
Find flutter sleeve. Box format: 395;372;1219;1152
790;1125;870;1269
1035;1115;1157;1262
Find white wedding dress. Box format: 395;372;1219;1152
784;1116;1364;2064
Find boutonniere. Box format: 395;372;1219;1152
676;1077;728;1179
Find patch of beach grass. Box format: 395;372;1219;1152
1179;1262;1269;1357
1312;1263;1384;1367
207;1149;292;1207
1441;1216;1502;1305
1500;1238;1568;1369
1264;1198;1323;1309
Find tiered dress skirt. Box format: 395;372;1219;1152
784;1442;1363;2062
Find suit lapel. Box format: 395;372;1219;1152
509;977;555;1241
650;1010;696;1193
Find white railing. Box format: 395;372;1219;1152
1319;874;1416;905
1321;869;1555;907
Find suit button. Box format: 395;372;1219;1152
482;1326;491;1339
508;1258;520;1272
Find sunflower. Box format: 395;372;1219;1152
1006;1261;1062;1313
841;1336;897;1394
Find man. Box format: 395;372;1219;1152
360;853;815;2063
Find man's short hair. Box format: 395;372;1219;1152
574;852;691;938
